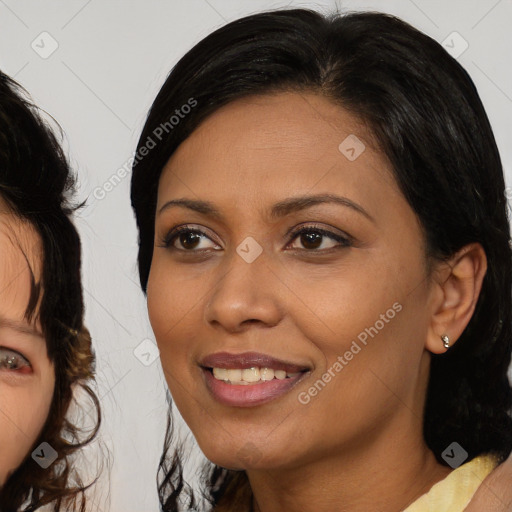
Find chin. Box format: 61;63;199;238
200;438;292;471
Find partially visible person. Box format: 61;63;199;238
0;71;101;511
465;449;512;511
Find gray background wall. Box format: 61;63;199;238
1;1;511;510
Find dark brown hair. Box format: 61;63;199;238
0;71;101;511
130;8;512;511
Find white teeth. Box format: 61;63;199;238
213;367;228;380
260;368;274;381
242;367;260;382
211;366;301;384
274;370;286;380
227;369;242;382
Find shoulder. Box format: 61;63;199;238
464;452;512;512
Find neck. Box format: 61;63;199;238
247;411;452;512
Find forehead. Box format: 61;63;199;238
0;196;42;323
168;91;379;164
158;92;401;220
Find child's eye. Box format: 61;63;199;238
0;347;32;373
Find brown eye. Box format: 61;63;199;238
298;231;324;250
162;226;220;252
288;225;352;251
177;231;202;250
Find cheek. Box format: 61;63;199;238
287;253;429;417
0;369;55;485
275;253;405;357
146;257;200;348
147;263;194;381
147;259;183;333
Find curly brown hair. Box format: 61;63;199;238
0;71;101;510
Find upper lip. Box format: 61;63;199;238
200;351;310;373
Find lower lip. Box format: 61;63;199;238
202;368;307;407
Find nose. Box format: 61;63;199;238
204;249;283;334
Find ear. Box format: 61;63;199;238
426;243;487;354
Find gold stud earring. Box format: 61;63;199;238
441;334;450;349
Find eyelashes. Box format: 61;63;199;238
159;223;352;254
161;226;215;251
0;346;32;373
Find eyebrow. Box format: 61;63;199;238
158;193;374;223
0;314;43;337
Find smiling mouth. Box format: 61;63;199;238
199;351;311;407
208;366;303;385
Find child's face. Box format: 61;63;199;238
0;199;55;485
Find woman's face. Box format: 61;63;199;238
0;200;55;485
147;92;438;471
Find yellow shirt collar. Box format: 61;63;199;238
402;454;500;512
